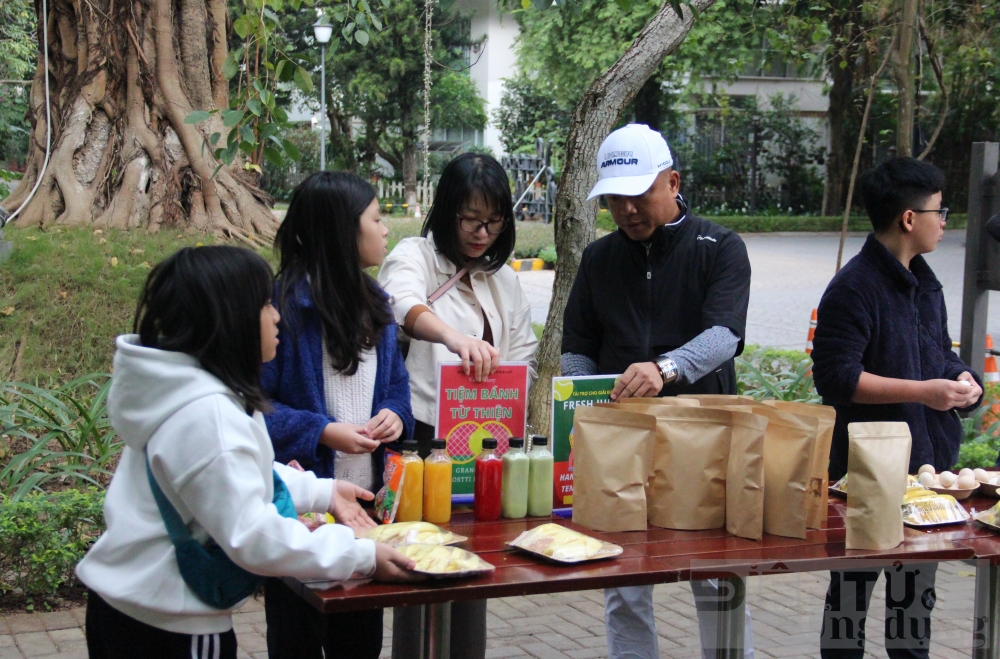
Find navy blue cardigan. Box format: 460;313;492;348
261;281;415;487
812;235;983;481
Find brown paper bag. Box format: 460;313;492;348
642;406;733;530
678;394;757;406
572;405;657;532
725;410;768;540
762;401;836;529
845;422;911;550
612;397;701;408
752;405;817;539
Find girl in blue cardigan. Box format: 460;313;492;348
262;172;415;659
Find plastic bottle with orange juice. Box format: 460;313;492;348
423;438;452;524
394;439;424;522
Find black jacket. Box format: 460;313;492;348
812;235;983;480
562;213;751;394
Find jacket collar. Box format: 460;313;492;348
860;234;942;293
615;193;692;252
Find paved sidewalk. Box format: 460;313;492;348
0;561;981;658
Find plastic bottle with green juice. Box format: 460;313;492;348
501;437;529;518
527;435;554;516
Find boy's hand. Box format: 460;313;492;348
921;377;981;411
956;371;983;403
373;543;423;582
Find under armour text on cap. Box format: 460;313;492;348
587;123;674;200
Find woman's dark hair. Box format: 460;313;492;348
274;171;392;375
422;153;516;273
133;245;274;414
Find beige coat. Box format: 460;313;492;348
378;234;539;426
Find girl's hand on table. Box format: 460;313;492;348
366;409;404;443
373;543;423;582
330;481;378;535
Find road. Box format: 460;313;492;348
517;230;1000;351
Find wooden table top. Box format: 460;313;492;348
288;497;993;614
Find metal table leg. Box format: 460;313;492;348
392;604;424;659
973;563;1000;659
425;601;452;659
715;575;746;659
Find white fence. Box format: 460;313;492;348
376;181;435;207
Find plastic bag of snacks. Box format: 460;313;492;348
363;522;467;548
298;512;335;531
831;473;923;495
398;544;494;577
975;501;1000;529
508;523;622;563
374;450;405;524
902;489;970;526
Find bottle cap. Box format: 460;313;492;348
401;439;418;452
509;437;524;449
531;435;548;447
430;438;447;450
481;437;497;450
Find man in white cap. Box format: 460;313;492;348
561;124;754;659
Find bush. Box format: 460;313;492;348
954;384;1000;469
539;245;557;263
736;345;819;402
0;488;106;608
595;210;968;234
513;222;554;259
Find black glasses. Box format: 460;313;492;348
458;215;508;235
912;207;950;223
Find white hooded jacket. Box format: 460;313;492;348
76;335;376;634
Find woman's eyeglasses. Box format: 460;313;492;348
911;207;950;223
458;215;508;236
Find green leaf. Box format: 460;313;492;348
240;124;256;145
667;0;684;18
343;21;356;38
247;98;263;116
239;141;256;155
371;15;382;31
263;145;284;166
282;139;302;161
223;53;241;80
521;0;531;8
233;15;250;39
184;110;212;124
294;66;314;93
210;132;222;145
355;29;369;46
222;110;244;128
259;122;280;140
272;106;289;123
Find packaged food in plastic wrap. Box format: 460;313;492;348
831;473;923;497
363;521;467;548
508;523;623;563
298;512;335;531
901;489;970;526
975;501;1000;530
398;544;494;577
374;450;405;524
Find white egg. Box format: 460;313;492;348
992;476;1000;486
918;464;936;476
939;471;958;488
960;468;975;479
918;472;936;488
975;468;990;483
957;474;977;489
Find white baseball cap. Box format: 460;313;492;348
587;124;674;200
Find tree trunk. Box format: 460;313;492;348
526;0;718;435
1;0;276;241
893;0;918;157
823;0;862;216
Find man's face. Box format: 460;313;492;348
605;169;682;242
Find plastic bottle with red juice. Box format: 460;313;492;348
474;437;502;521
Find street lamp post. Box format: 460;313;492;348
313;21;333;171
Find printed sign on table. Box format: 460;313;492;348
436;362;530;498
550;375;618;509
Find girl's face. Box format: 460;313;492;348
357;199;389;269
260;303;280;362
456;195;504;261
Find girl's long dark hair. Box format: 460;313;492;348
133;246;274;414
422;153;516;273
274;171;392;375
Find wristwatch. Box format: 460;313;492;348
655;356;679;386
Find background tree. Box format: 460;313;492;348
0;0;38;196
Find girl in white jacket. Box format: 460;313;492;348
76;245;417;659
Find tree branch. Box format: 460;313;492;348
916;19;948;161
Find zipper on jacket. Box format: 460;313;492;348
644;242;652;360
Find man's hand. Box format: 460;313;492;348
373;543;423;582
920;376;982;411
329;480;378;535
366;409;404;443
321;422;380;454
611;362;664;401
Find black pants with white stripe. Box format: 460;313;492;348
85;589;237;659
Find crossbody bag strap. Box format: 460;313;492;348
427;266;468;306
144;451;194;547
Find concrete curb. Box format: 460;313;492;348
510;258;549;272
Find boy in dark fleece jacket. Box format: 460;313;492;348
813;157;983;658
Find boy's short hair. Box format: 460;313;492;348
860;157;945;233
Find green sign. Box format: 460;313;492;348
550;375;617;508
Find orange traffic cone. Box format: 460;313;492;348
986;335;999;383
806;309;817;354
